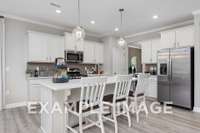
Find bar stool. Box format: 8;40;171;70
129;74;149;123
103;75;132;133
65;77;107;133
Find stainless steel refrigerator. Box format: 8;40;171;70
157;47;194;109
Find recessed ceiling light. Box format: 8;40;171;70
56;9;62;14
90;20;95;24
153;15;159;19
115;27;119;32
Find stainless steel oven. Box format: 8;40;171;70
65;51;83;63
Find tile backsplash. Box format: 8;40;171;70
26;62;101;77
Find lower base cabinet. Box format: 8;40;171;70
27;78;50;104
147;76;157;98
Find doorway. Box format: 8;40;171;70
128;47;142;74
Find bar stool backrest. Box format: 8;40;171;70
80;77;107;112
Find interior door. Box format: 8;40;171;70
157;49;170;102
170;48;192;108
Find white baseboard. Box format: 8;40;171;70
193;107;200;113
4;102;27;109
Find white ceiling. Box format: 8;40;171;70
0;0;200;38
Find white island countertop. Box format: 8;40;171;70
39;76;137;91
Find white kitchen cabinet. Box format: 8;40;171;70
29;84;41;102
28;31;64;62
151;39;161;63
64;32;84;51
94;42;104;64
84;41;95;63
141;40;152;64
28;78;52;103
46;35;65;62
141;38;161;64
146;76;157;98
161;25;194;48
161;30;176;49
28;32;48;62
84;41;104;64
176;25;194;47
28;79;41;102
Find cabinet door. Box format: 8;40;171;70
47;35;64;62
84;41;95;63
28;32;48;62
76;41;84;51
94;43;104;64
64;32;84;51
151;39;161;63
161;30;176;49
64;33;75;51
141;40;152;64
147;76;158;98
55;36;65;58
29;84;41;102
176;25;194;47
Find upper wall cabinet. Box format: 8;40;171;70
161;25;194;49
140;38;161;64
28;31;64;62
175;25;194;47
64;32;84;51
160;30;176;49
83;41;95;63
64;32;104;64
141;40;152;64
46;35;65;62
94;42;104;64
28;32;48;62
151;39;161;63
83;41;104;64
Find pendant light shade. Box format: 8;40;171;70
72;0;85;41
117;9;127;47
72;26;85;41
118;37;126;47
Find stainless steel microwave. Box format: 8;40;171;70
65;51;83;63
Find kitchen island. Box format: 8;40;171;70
38;76;137;133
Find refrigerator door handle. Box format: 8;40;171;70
168;57;172;81
170;57;172;80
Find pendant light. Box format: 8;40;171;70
117;8;127;47
72;0;85;41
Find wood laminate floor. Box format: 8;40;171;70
0;101;200;133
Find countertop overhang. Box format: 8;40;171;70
39;76;137;91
